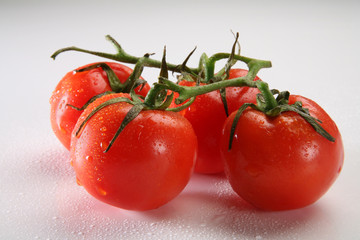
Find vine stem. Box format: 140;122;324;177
153;53;271;105
158;76;258;104
51;35;272;77
51;35;198;73
256;81;278;111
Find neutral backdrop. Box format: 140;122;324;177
1;0;359;239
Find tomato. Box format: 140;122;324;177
70;93;197;211
220;95;344;211
50;62;150;150
174;69;260;174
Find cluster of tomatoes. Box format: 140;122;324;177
50;38;344;211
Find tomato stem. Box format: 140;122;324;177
256;81;278;111
158;76;258;104
51;34;272;79
154;54;271;105
51;35;198;74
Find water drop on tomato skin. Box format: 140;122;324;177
245;165;263;178
97;186;107;196
100;142;109;152
59;123;68;134
76;177;82;186
85;156;93;162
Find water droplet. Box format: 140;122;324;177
100;142;109;152
86;156;93;162
100;126;107;132
58;100;66;110
97;186;107;196
59;122;68;134
245;165;262;177
76;177;82;186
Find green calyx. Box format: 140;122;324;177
74;96;144;153
228;81;335;150
74;49;176;153
66;55;150;111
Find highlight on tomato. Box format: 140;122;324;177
70;93;197;211
50;62;150;150
220;82;344;211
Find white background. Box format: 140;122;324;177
1;0;359;239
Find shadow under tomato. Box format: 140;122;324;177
138;173;334;239
210;195;329;239
138;173;254;221
50;164;336;239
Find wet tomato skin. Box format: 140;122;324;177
50;62;150;150
70;93;197;211
220;95;344;211
175;69;260;174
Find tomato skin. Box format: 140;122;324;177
175;69;260;174
70;93;197;211
220;95;344;211
50;62;150;150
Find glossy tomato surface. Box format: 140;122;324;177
50;62;150;150
70;93;197;211
220;95;344;211
176;69;260;174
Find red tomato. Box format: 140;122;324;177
174;69;260;174
220;95;344;211
70;93;197;211
50;62;150;150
